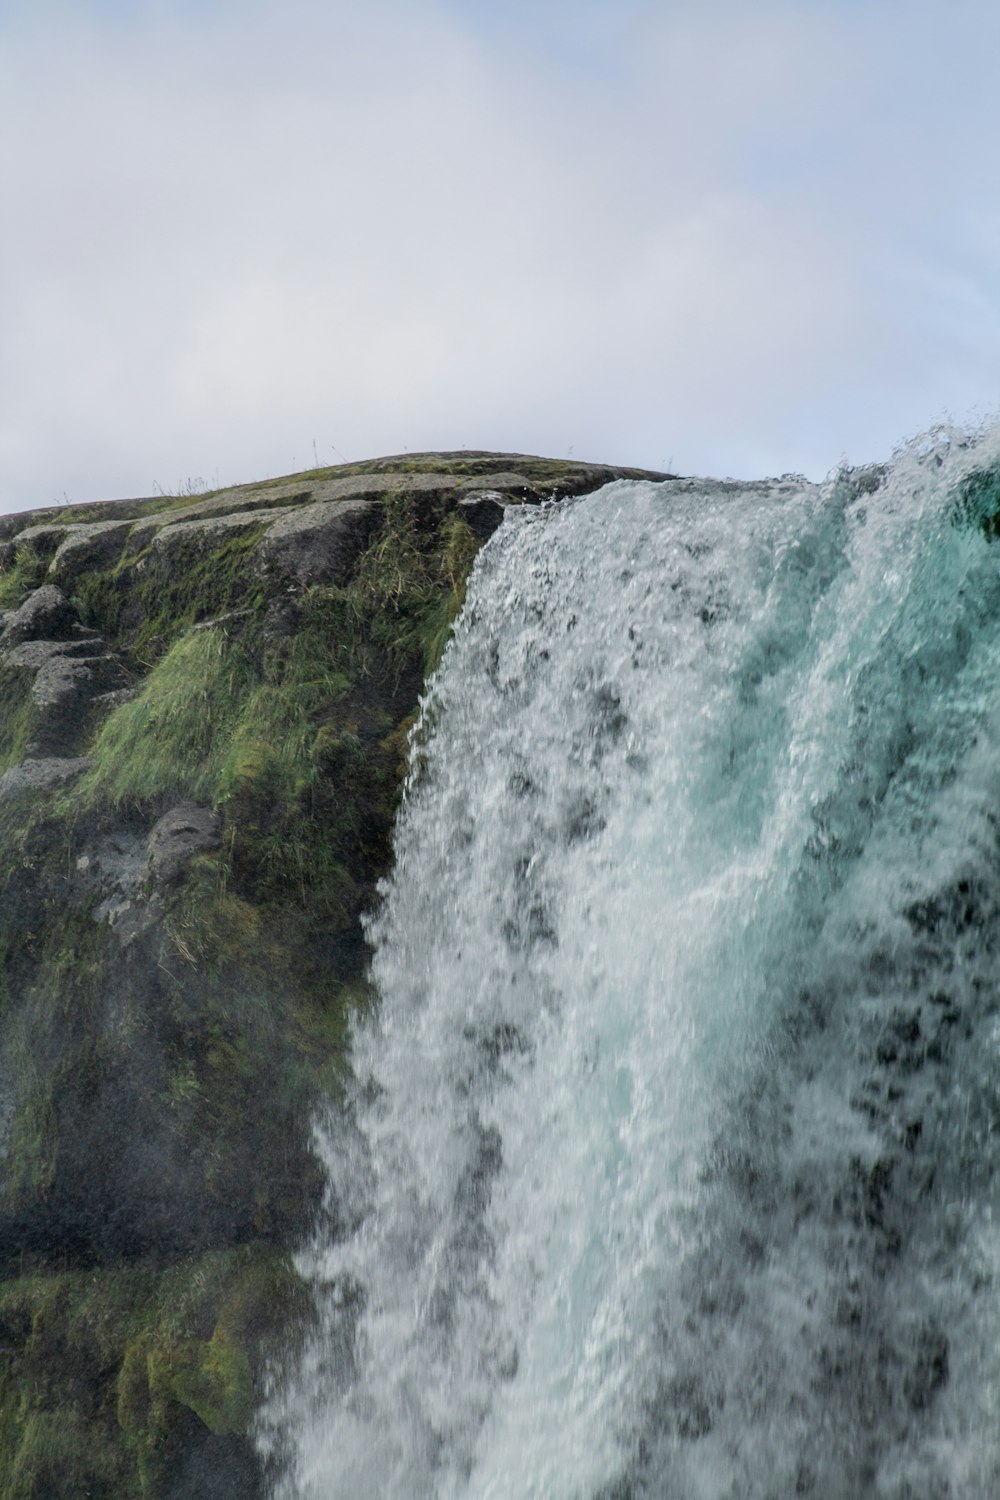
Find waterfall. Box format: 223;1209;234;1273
263;428;1000;1499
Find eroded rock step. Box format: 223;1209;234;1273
0;583;132;767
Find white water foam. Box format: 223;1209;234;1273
264;428;1000;1499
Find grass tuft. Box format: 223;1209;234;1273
77;628;254;808
0;546;50;611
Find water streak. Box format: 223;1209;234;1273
264;428;1000;1499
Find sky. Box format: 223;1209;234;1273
2;0;1000;513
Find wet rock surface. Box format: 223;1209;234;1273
0;755;91;799
146;801;222;885
0;583;79;647
73;802;222;945
27;651;129;755
0;585;131;759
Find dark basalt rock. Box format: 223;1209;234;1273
74;804;222;948
146;801;222;886
0;583;78;646
458;491;507;538
0;584;132;758
2;635;109;670
27;651;130;755
0;755;91;799
257;498;380;586
47;517;137;587
0;451;673;1497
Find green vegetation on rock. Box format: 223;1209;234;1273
0;1245;308;1498
0;451;668;1498
0;549;49;611
81;628;257;807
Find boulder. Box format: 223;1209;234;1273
5;524;72;558
459;490;508;539
90;687;139;712
47;520;134;587
0;586;79;648
2;637;111;673
0;757;91;800
146;802;222;886
27;654;130;756
83;830;151;938
257;499;379;586
147;509;291;558
0;612;130;757
80;805;221;941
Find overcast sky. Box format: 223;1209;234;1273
2;0;999;513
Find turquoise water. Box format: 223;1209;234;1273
265;428;1000;1498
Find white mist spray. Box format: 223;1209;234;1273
265;431;1000;1499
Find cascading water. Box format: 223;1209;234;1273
263;429;1000;1499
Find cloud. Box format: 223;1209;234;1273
1;0;998;511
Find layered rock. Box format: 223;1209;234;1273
0;585;131;778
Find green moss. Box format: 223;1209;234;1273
0;547;49;611
129;526;268;662
52;496;178;527
421;511;481;673
2;1405;126;1499
71;563;126;642
149;1334;253;1436
69;522;269;665
0;794;74;912
0;1246;307;1498
215;636;353;812
0;906;109;1208
113;1249;309;1492
0;475;501;1496
342;496;478;673
0;674;35;773
77;627;255;808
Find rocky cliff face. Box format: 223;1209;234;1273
0;452;666;1498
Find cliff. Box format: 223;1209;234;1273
0;451;667;1498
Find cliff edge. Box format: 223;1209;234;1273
0;451;667;1498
